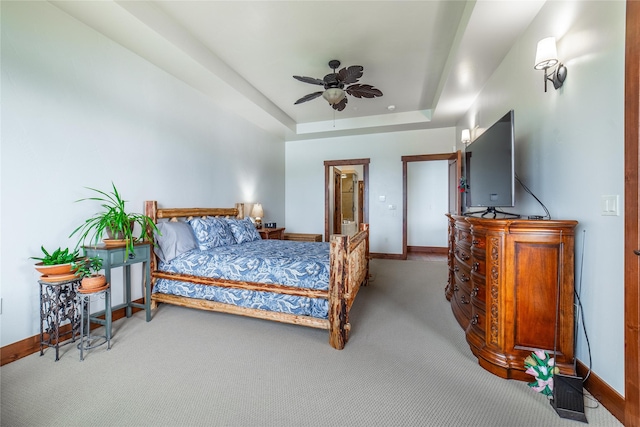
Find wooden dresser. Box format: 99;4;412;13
446;214;578;380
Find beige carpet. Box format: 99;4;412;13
1;259;622;426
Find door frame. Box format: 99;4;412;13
624;1;640;425
401;152;462;260
333;167;342;234
324;158;370;242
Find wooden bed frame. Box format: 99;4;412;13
144;201;370;349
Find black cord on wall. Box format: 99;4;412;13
575;229;592;383
515;173;551;219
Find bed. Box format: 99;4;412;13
144;201;369;349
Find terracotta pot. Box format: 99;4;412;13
81;274;107;290
35;262;78;276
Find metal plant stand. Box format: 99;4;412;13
39;278;81;361
77;285;112;361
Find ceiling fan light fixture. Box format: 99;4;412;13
322;88;346;105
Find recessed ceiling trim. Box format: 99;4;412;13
296;110;432;135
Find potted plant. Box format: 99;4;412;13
74;256;107;290
31;246;81;277
69;182;158;257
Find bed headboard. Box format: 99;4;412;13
144;201;239;223
144;201;240;274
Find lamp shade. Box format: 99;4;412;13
322;88;346;105
461;129;471;144
251;203;264;218
534;37;559;70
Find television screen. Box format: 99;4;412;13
464;110;515;211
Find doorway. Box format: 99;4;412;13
324;159;370;242
401;152;462;259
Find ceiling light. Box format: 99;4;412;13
387;105;396;111
322;88;346;105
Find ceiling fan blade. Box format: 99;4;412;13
346;84;383;98
331;97;348;111
337;66;363;84
294;91;324;104
293;75;324;86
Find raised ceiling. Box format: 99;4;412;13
52;0;545;141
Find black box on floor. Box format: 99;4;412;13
550;373;588;423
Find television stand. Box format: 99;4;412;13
464;207;520;219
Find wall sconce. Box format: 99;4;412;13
461;129;471;144
251;203;264;228
534;37;567;92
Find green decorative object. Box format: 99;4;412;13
31;246;80;266
70;182;159;257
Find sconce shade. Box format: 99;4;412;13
322;88;346;105
251;203;264;219
534;37;559;70
461;129;471;144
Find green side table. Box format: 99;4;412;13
83;242;152;339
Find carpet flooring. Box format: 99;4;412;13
0;259;622;426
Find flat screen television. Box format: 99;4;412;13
464;110;517;217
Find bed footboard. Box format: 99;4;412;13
329;223;369;349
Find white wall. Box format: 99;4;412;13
285;128;455;254
407;161;449;247
456;1;625;394
0;2;285;347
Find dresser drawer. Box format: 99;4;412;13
454;222;472;249
469;302;486;334
470;259;486;276
469;279;486;304
454;245;472;267
454;262;472;288
452;284;472;319
470;234;486;250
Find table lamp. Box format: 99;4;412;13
251;203;264;228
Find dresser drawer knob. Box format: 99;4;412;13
471;286;479;297
471;314;479;325
472;239;479;245
460;295;469;305
473;262;479;271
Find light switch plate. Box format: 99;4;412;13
601;195;619;216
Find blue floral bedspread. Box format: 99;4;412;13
153;240;330;318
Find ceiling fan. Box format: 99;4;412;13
293;60;383;111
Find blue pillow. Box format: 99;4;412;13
224;217;261;244
188;216;236;250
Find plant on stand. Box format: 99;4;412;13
70;182;158;257
74;256;106;291
31;246;81;278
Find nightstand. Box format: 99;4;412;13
258;227;285;240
